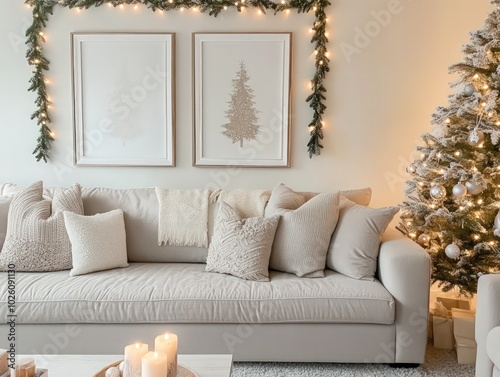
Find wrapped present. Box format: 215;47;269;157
452;308;475;340
436;296;470;315
455;335;477;365
432;302;454;349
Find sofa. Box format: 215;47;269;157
476;274;500;377
0;184;431;364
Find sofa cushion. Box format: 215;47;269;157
327;197;399;281
0;263;395;325
64;209;129;276
0;196;11;251
300;187;372;206
0;182;84;272
487;326;500;368
81;187;210;263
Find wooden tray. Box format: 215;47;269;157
93;361;199;377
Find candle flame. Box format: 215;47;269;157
135;343;140;349
154;352;158;358
164;334;169;339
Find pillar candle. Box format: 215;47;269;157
124;343;148;377
141;352;167;377
0;349;8;374
154;333;178;377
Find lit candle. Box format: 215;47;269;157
142;352;167;377
154;333;178;377
124;343;148;377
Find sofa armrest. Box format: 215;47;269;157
476;274;500;377
377;227;431;364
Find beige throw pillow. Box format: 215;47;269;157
267;184;340;278
64;209;129;276
0;181;84;271
206;202;279;282
327;197;399;280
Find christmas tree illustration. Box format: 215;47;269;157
221;61;261;147
399;1;500;295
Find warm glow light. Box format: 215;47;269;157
281;0;285;3
108;3;112;7
454;151;461;157
41;112;46;117
473;74;480;80
223;5;227;9
286;9;290;13
76;7;81;12
445;118;451;124
409;233;416;238
437;152;442;158
192;6;197;11
430;204;436;209
119;4;124;9
309;28;314;33
406;221;412;226
484;85;489;90
473;234;480;240
489;241;495;246
482;102;487;107
135;343;140;349
313;6;317;11
164;334;169;339
180;6;184;11
314;50;318;55
325;52;330;57
134;4;138;10
325;32;329;37
477;199;483;205
153;352;158;359
257;9;262;14
319;60;324;65
418;182;424;187
34;59;40;64
496;121;500;126
49;131;55;138
439;169;445;174
459;206;465;211
468;202;473;207
39;32;44;36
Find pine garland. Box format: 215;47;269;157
25;0;331;162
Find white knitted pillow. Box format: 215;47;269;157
64;209;129;276
0;181;84;271
206;202;279;282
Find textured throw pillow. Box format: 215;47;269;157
64;209;129;276
327;197;399;281
0;181;84;271
265;183;306;217
267;187;340;278
205;202;279;282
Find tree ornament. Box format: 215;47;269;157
467;129;485;147
452;183;467;198
494;211;500;237
445;243;461;259
118;362;125;375
417;233;430;246
105;367;121;377
407;163;416;174
430;185;446;200
466;179;485;195
463;83;476;96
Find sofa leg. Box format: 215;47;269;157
388;363;420;368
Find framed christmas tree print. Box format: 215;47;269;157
72;32;175;166
193;33;291;167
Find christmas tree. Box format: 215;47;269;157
221;61;261;147
399;0;500;295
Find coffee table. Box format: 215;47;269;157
19;354;232;377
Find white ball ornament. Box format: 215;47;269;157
495;211;500;230
463;83;476;97
466;180;485;195
407;163;416;174
105;367;121;377
445;243;461;259
452;183;467;198
118;361;125;375
430;185;446;200
468;129;485;147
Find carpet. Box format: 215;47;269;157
231;345;475;376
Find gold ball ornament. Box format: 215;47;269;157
430;185;446;200
417;234;430;246
468;130;485;147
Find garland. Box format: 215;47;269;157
25;0;330;162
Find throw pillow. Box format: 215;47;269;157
267;190;340;278
0;181;84;271
205;202;279;282
327;197;399;280
64;209;129;276
265;183;306;217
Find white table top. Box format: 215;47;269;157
19;354;233;377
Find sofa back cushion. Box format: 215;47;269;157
81;187;209;263
0;196;11;251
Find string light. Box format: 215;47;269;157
257;9;262;14
134;4;138;10
437;152;442;158
481;102;487;107
459;206;465;211
107;3;112;7
477;199;483;205
483;84;489;90
223;5;227;9
454;151;461;157
473;74;480;80
445;118;451;124
119;4;124;9
473;234;480;240
409;233;416;238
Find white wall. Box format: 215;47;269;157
0;0;491;206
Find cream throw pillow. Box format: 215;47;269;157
206;202;279;282
327;197;399;280
267;184;340;278
64;209;129;276
0;181;83;271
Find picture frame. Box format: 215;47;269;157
193;33;291;167
71;32;175;166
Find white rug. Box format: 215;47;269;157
231;345;475;376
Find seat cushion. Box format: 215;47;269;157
0;263;395;325
487;326;500;368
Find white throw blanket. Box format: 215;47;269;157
155;188;210;248
210;189;271;218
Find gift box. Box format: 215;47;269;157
452;308;475;340
433;315;454;349
455;335;477;365
436;296;470;315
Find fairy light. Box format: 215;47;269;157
107;3;112;7
286;9;290;14
134;4;138;10
409;233;417;238
418;182;424;187
473;234;480;240
477;199;483;205
467;201;474;207
437;152;442;158
180;6;184;11
482;102;487;108
459;206;465;211
313;6;317;11
257;9;262;14
483;84;489;90
489;241;495;246
49;131;55;138
473;74;480;80
319;60;324;65
309;28;314;33
119;4;124;9
430;204;436;209
496;121;500;126
454;151;461;157
445;118;451;124
223;5;227;9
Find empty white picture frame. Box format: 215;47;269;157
72;32;175;166
193;33;291;167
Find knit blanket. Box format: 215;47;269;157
155;188;210;248
210;189;271;218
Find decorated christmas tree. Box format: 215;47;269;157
399;0;500;295
221;61;261;147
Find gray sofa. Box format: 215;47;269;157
0;186;431;364
476;274;500;377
